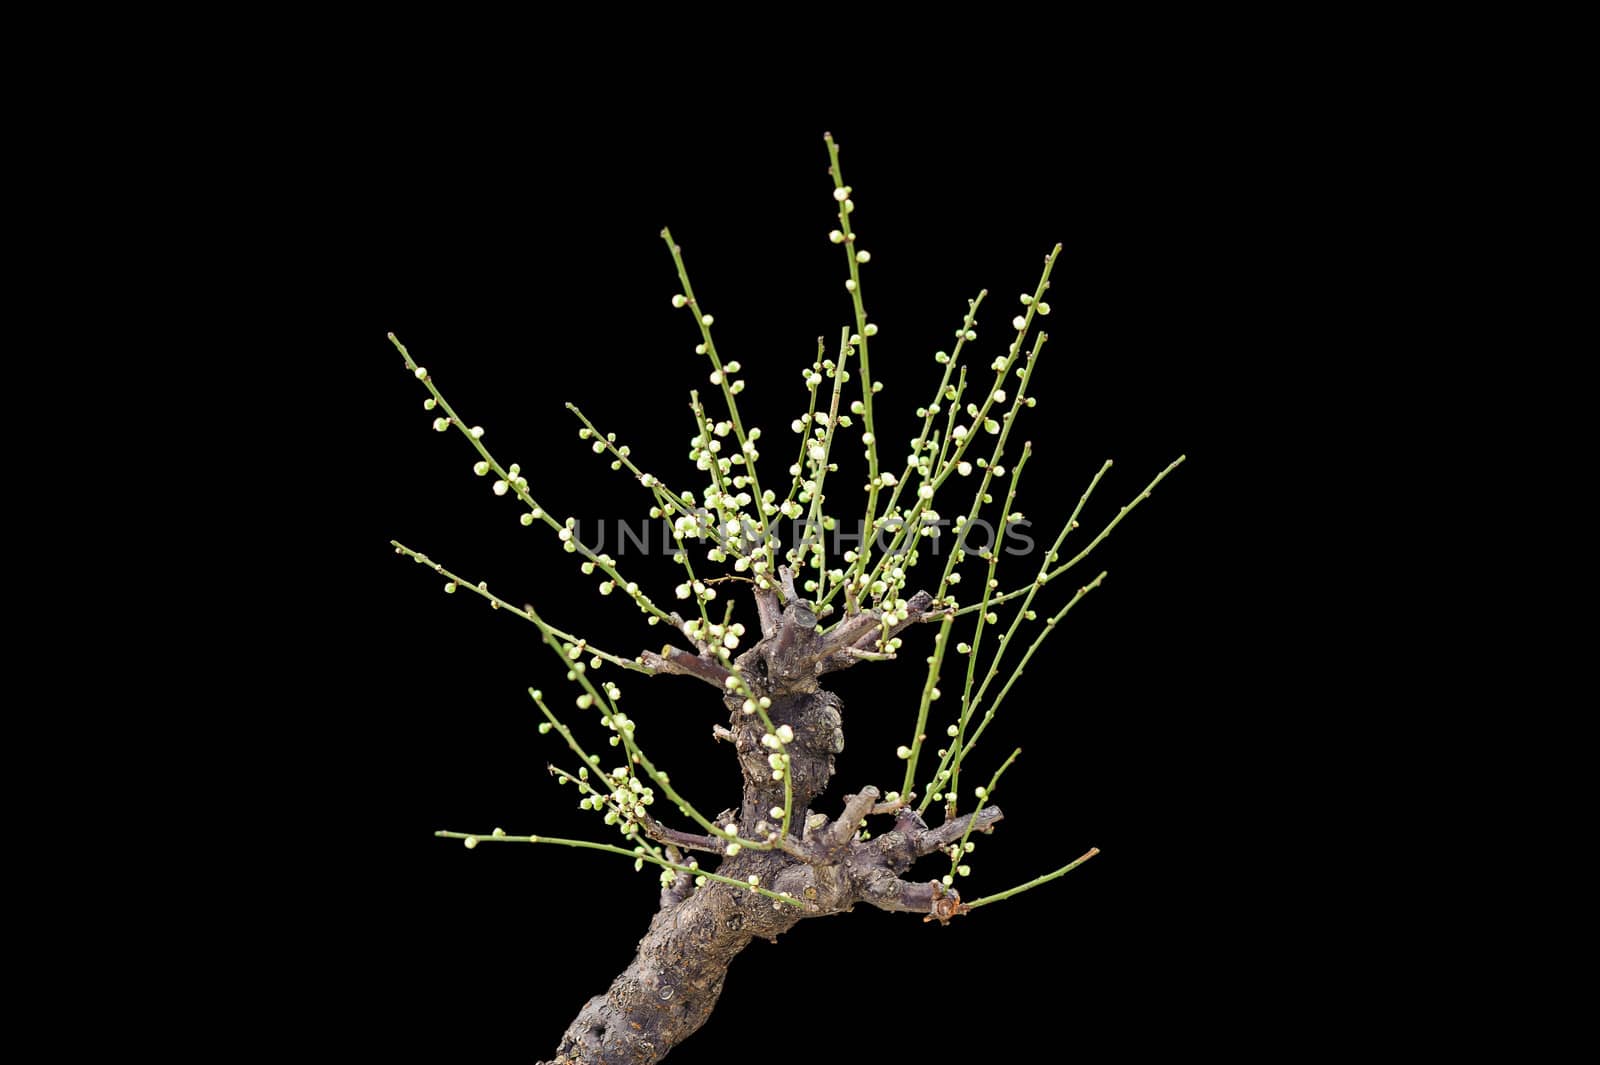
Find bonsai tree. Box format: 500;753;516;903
384;133;1184;1064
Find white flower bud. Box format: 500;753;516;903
855;250;871;263
432;417;450;432
829;229;844;243
469;426;484;439
896;745;911;759
493;480;508;496
413;366;428;379
671;294;687;308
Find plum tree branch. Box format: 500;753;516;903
389;131;1181;1064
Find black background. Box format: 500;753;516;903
322;110;1304;1061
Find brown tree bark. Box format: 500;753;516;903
539;582;1003;1064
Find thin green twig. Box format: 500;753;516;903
390;541;650;673
565;401;742;556
817;294;983;615
963;847;1099;910
389;334;673;626
942;571;1107;782
955;455;1186;616
435;830;804;907
915;461;1114;810
949;445;1032;812
946;748;1020;882
823;133;881;575
797;328;852;595
660;230;775;577
857;245;1058;615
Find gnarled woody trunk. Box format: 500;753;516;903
539;582;1003;1064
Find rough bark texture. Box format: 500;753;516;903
542;582;1001;1065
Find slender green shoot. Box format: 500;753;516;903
963;847;1100;910
933;571;1107;804
660;229;775;578
823;132;882;573
946;748;1021;883
565;401;741;557
390;334;673;627
818;294;984;615
436;830;804;908
796;328;853;597
390;541;649;673
955;455;1187;616
949;444;1033;813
